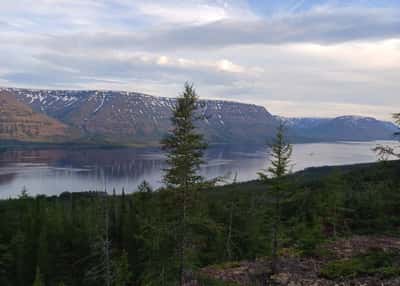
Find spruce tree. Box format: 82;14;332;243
258;121;292;273
374;113;400;159
85;197;113;286
162;83;207;285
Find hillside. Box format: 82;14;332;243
0;90;70;142
0;160;399;285
9;87;278;145
1;87;398;145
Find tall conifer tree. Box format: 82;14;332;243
259;121;292;273
162;83;207;285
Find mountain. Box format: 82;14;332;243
7;88;278;145
0;90;70;142
282;117;331;131
3;87;397;145
283;115;398;142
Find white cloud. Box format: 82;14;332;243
157;56;169;65
216;59;244;73
290;39;400;70
117;0;256;25
135;3;229;24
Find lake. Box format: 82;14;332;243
0;141;397;198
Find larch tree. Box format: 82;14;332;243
258;121;292;274
162;83;207;286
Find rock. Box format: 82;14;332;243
272;272;291;284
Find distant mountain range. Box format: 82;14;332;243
282;116;398;142
1;87;277;145
0;87;398;145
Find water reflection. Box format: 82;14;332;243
0;141;397;198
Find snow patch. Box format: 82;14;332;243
93;95;106;113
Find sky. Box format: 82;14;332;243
0;0;399;120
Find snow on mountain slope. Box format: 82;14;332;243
4;87;396;144
279;117;331;130
7;88;278;144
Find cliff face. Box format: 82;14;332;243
10;88;278;144
0;90;69;142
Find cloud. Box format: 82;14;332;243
142;7;400;49
131;0;256;24
0;48;256;94
216;59;245;73
156;56;169;65
24;5;399;56
288;0;307;13
262;100;398;121
0;1;399;120
134;2;229;24
0;20;9;28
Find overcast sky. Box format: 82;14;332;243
0;0;399;119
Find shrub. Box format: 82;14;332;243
320;251;400;279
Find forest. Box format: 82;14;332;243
0;85;399;286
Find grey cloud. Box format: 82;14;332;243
143;8;400;49
28;51;242;87
37;7;400;53
3;70;84;87
2;68;135;88
0;20;11;30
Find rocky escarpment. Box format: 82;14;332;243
0;90;71;142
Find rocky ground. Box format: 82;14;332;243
187;236;400;286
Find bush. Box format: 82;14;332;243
320;251;400;279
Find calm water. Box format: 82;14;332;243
0;141;397;198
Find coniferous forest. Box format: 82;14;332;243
0;87;399;285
